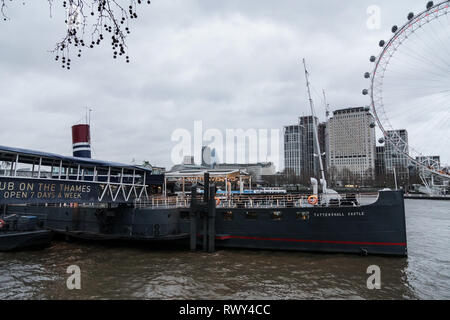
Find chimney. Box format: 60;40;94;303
72;124;91;158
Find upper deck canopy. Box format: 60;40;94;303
0;145;151;172
0;145;156;204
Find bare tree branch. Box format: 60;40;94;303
1;0;151;69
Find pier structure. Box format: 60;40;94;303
165;168;251;198
189;173;217;253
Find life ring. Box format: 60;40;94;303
0;219;5;229
307;195;319;205
215;197;221;206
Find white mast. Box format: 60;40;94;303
302;58;327;190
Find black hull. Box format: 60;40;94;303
0;230;54;251
56;230;190;242
210;191;407;256
8;191;407;256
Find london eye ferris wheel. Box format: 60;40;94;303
363;1;450;181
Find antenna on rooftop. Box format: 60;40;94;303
323;89;330;119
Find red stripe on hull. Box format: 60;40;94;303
215;235;406;247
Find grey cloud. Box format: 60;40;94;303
0;0;447;170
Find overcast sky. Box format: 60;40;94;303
0;0;447;171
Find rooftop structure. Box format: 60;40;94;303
165;168;251;196
213;162;275;181
0;145;158;204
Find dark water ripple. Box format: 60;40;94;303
0;200;448;300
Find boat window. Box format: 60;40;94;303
271;211;283;221
296;211;310;221
245;211;258;220
223;211;233;221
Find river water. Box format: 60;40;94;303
0;200;448;300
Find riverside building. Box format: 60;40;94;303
284;116;323;179
327;107;376;185
385;129;410;184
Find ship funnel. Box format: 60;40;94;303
72;124;91;158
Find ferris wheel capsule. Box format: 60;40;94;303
364;72;371;79
362;89;369;95
370;56;376;62
391;25;398;33
407;12;414;20
426;1;434;10
379;40;385;47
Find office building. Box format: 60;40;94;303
385;129;409;183
284;116;321;179
327;107;376;184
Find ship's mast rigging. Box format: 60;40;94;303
302;58;326;189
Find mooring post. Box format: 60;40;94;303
190;186;198;252
202;173;210;252
203;173;210;203
202;213;208;252
208;184;216;253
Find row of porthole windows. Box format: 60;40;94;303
180;211;310;221
223;211;310;221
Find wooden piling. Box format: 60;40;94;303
1;204;6;219
202;173;210;252
190;186;197;251
208;184;216;253
202;215;208;252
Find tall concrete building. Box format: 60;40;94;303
284;124;301;176
299;116;319;178
201;146;218;168
375;146;386;184
284;116;321;178
327;107;376;184
385;129;409;183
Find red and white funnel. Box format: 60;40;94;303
72;124;91;158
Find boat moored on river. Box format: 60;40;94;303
0;144;407;256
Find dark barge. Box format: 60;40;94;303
0;145;407;256
0;230;53;251
0;214;53;251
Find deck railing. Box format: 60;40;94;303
133;193;380;210
4;193;380;210
134;196;190;209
